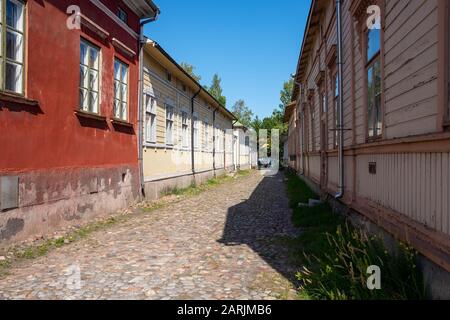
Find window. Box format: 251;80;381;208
118;7;128;24
114;59;129;121
245;136;250;153
181;111;189;147
165;104;174;145
145;95;156;144
322;93;327;114
1;0;25;95
215;126;220;151
80;39;100;113
366;28;382;138
204;119;209;150
334;74;339;148
193;114;199;149
167;71;172;82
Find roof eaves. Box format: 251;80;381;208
145;38;236;121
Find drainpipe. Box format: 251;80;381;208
191;88;201;174
335;0;345;199
137;11;160;199
212;108;217;175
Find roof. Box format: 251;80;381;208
291;0;324;102
144;38;236;121
233;121;249;131
123;0;160;19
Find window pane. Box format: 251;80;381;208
89;91;98;113
121;84;127;102
367;28;381;62
121;102;127;120
151;115;156;142
373;59;381;95
146;114;151;141
79;89;88;111
114;81;120;100
121;64;128;83
89;69;98;92
89;47;99;70
79;66;88;89
322;95;327;113
5;61;22;93
6;0;24;31
114;60;121;80
114;100;121;118
6;30;22;63
375;93;382;136
334;75;339;98
80;42;88;65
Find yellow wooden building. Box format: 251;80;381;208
141;39;236;200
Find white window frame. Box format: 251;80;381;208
181;110;189;148
1;0;25;95
114;58;129;121
215;125;220;151
165;103;174;145
145;94;157;144
203;118;209;150
193;113;199;149
80;39;100;114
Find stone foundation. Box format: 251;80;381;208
0;165;140;247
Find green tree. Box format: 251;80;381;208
180;62;201;83
207;73;227;106
279;78;294;112
231;99;254;128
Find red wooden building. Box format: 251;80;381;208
0;0;159;244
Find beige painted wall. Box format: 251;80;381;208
142;51;234;181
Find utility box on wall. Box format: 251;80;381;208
0;176;19;211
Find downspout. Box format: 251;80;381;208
212;108;217;175
301;108;305;175
191;88;201;174
138;12;159;199
335;0;345;199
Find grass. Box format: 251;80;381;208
284;170;427;300
162;170;251;197
0;169;253;277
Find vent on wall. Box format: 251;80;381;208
369;162;377;175
0;176;19;211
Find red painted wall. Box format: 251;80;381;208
0;0;141;173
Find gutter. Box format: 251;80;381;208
335;0;345;199
146;41;236;121
191;87;201;174
137;11;159;199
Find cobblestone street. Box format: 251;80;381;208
0;171;300;300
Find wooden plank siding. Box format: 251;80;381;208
288;0;450;271
142;45;235;180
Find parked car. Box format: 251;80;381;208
258;157;272;169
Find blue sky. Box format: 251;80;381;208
144;0;311;119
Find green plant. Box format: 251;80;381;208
284;172;426;300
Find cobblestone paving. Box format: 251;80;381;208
0;171;300;300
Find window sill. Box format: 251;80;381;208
366;136;383;144
111;118;133;128
75;110;106;121
0;92;39;106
